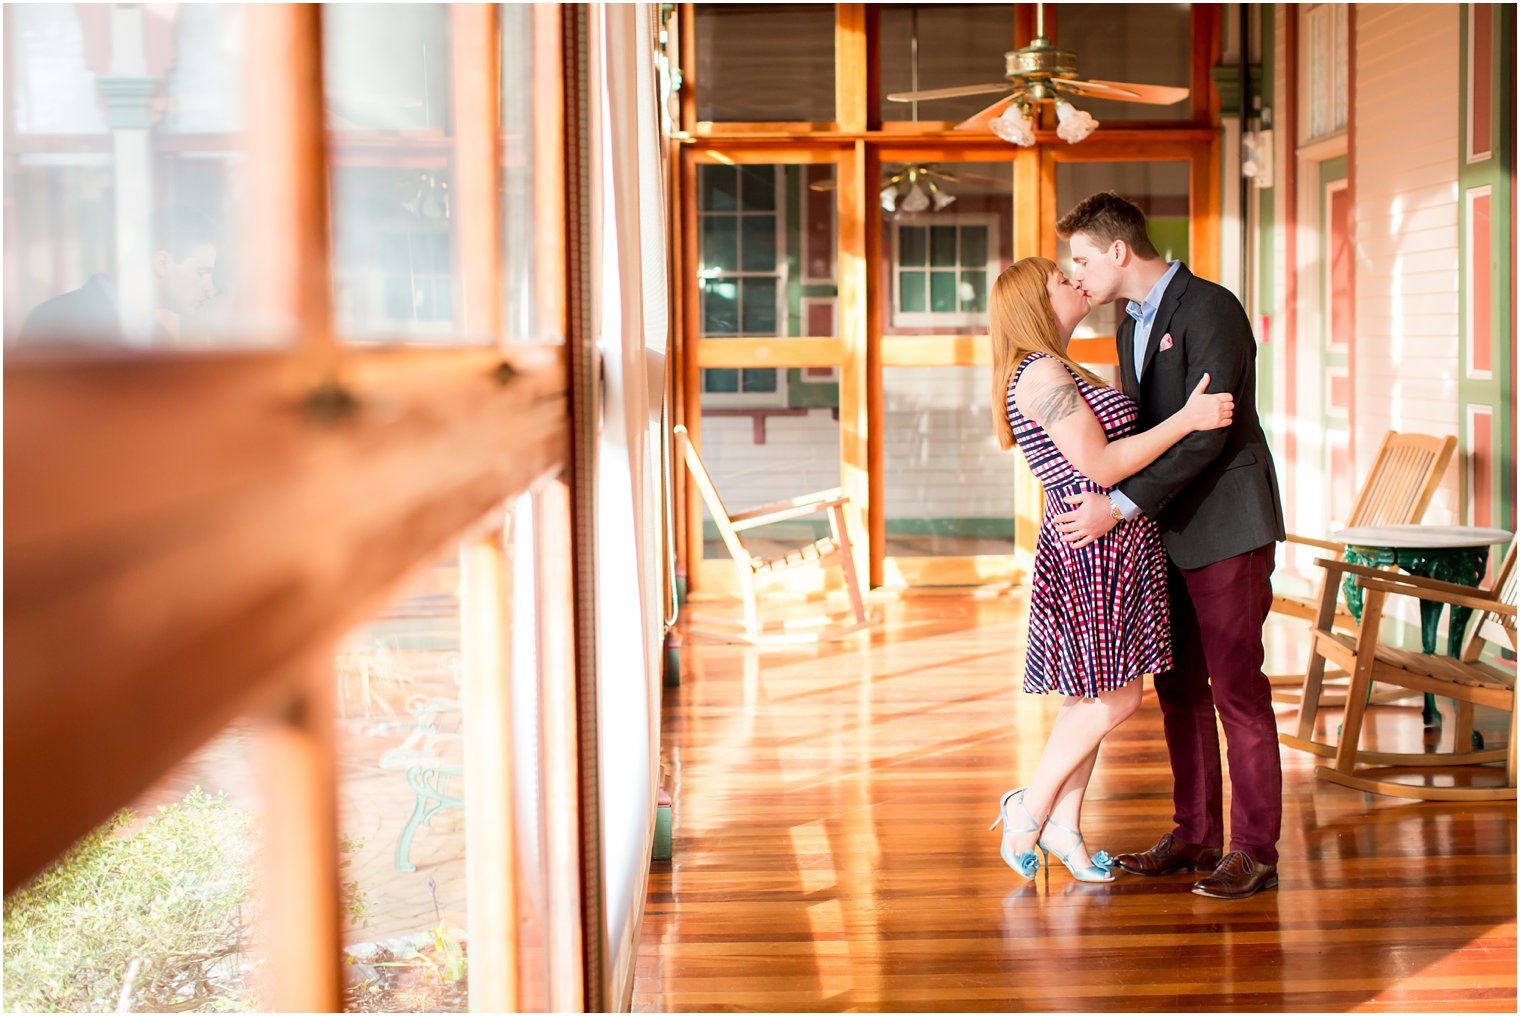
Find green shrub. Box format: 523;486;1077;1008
4;789;258;1012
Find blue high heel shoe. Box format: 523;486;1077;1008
989;788;1042;879
1037;815;1116;883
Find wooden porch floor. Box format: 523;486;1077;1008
634;592;1518;1012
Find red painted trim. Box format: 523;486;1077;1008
1472;408;1494;528
1474;190;1493;374
1472;4;1494;159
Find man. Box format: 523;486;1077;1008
1055;191;1286;900
21;205;218;346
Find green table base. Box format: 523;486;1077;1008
1342;543;1488;747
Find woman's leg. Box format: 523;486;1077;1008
1002;679;1144;860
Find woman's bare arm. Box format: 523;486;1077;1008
1013;356;1232;487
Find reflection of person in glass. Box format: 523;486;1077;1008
20;205;218;346
1056;191;1287;900
988;255;1233;884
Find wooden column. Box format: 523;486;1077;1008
244;3;333;373
255;665;343;1012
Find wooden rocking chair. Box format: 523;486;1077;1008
1283;544;1517;801
674;424;872;645
1270;430;1457;705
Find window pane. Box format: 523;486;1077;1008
325;5;473;344
701;216;739;274
900;271;927;313
5;4;255;350
929;270;958;313
1055;159;1190;345
899;226;928;267
704;367;741;393
697;164;833;341
883;161;1013;332
1054;3;1192;122
740;215;777;273
879;4;1016;124
929;225;958;267
698;369;840;555
501;3;546;343
738;165;777;212
694;4;835;123
960;227;988;269
884;365;1017;557
700;164;739;212
741;277;778;334
701;279;739;335
2;728;269;1011
336;548;469;1012
961;269;987;313
741;367;779;393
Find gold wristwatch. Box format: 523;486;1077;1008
1106;495;1124;522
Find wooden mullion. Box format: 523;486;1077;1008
533;478;585;1010
678;3;696;136
453;4;503;339
837;140;874;591
696;337;842;368
679;145;703;589
461;516;519;1012
835;4;876;134
534;2;568;343
687;144;852;164
245;4;334;375
255;658;343;1013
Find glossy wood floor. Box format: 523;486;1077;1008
634;592;1517;1012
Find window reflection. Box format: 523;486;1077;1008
879;4;1016;125
694;4;836;123
4;3;249;349
1055;160;1191;341
324;4;474;344
1053;4;1192;123
881;161;1013;335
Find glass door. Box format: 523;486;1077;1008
876;150;1041;587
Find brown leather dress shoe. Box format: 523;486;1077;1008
1191;851;1279;899
1114;833;1224;876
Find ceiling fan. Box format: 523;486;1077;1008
885;3;1189;145
808;163;1011;215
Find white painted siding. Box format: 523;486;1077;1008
1354;3;1462;524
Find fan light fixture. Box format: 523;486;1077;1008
989;105;1036;147
1054;100;1099;144
884;2;1186;148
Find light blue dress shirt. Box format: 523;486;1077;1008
1108;261;1180;522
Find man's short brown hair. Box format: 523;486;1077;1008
1056;191;1160;260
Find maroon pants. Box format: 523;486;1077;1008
1156;543;1282;865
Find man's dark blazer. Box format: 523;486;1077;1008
1113;262;1286;570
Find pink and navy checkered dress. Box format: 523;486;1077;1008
1007;353;1172;696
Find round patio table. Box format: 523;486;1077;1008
1331;524;1512;741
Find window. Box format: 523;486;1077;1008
891;214;995;328
1300;3;1349;142
697;164;784;338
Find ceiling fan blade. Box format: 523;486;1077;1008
933;170;1013;189
886;82;1013;103
1055;78;1189;106
953;95;1016;132
808;179;837;192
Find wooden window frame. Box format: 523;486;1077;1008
672;4;1224;591
3;5;588;1012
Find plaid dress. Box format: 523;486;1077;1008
1007;353;1172;696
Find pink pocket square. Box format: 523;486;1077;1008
1158;333;1174;351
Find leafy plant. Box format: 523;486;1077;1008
3;789;370;1013
4;789;255;1012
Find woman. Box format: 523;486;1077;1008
988;256;1233;883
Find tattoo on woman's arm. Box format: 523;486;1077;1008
1031;380;1083;427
